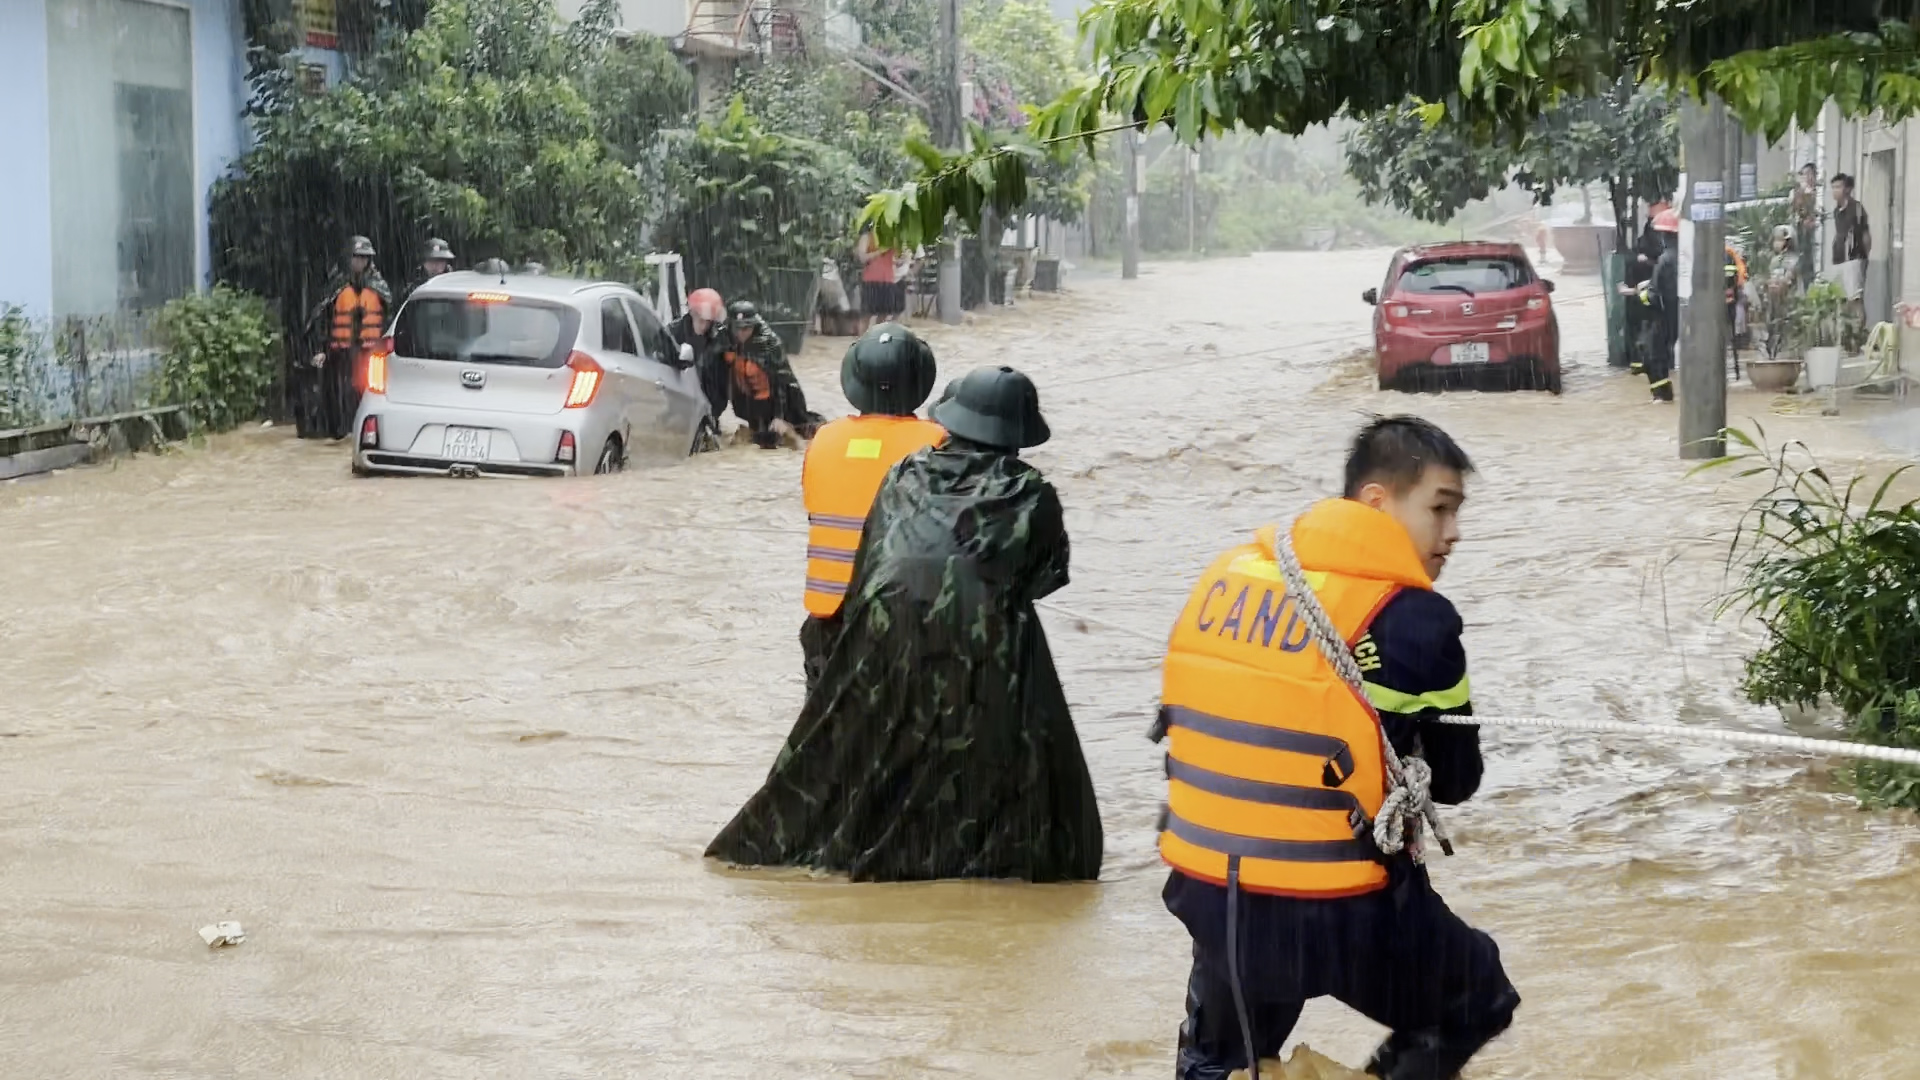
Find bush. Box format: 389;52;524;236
158;287;282;432
1712;429;1920;809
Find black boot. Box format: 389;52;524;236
1363;1031;1461;1080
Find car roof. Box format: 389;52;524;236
408;270;642;305
1395;241;1528;262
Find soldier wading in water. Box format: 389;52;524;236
706;365;1103;883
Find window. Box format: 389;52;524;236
601;299;639;355
48;0;196;319
623;297;675;364
1396;256;1533;297
392;298;577;368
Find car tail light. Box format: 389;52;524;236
469;291;511;304
564;352;603;409
1526;296;1547;310
362;338;391;394
556;430;577;464
1389;305;1410;319
360;414;379;449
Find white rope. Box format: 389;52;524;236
1268;532;1452;861
1035;599;1920;769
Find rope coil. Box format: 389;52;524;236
1269;531;1453;862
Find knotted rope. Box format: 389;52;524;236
1269;531;1454;863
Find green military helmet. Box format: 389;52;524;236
422;238;456;262
474;257;511;275
727;300;759;328
842;322;936;416
347;235;376;258
932;364;1050;450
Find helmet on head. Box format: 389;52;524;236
518;261;547;276
842;322;936;416
348;235;376;258
932;365;1049;450
727;300;760;327
422;238;456;262
474;257;511;275
1652;209;1680;233
689;288;726;323
1771;224;1795;243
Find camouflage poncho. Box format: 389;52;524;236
707;442;1104;882
723;315;812;428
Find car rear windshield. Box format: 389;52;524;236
392;296;579;368
1396;256;1534;296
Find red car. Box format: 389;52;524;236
1362;242;1562;394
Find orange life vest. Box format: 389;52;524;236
1158;498;1433;899
800;414;946;617
330;284;386;350
726;351;772;401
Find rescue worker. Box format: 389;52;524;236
303;236;393;440
1759;226;1805;359
474;257;511;277
670;288;731;425
707;364;1102;882
797;324;945;690
1725;242;1750;350
721;300;816;448
406;238;456;300
1631;209;1681;402
1160;415;1517;1080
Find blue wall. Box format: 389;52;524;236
0;0;55;314
0;0;248;318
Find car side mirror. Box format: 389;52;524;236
1542;279;1556;293
1361;288;1379;306
678;342;695;365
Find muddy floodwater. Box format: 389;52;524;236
4;252;1917;1079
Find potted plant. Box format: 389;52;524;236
1796;280;1851;389
1747;242;1807;392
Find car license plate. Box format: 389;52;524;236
1450;342;1490;365
444;426;490;460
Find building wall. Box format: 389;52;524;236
2;0;246;321
553;0;689;39
0;1;55;314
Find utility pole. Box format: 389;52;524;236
1122;128;1141;280
934;0;963;323
1678;95;1727;460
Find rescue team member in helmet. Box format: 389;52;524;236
708;365;1102;882
670;288;731;425
1158;416;1516;1080
797;323;945;689
1632;209;1681;402
302;236;393;440
474;257;511;277
721;300;818;448
404;238;457;300
1621;202;1669;373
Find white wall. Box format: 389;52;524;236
0;1;54;314
553;0;688;39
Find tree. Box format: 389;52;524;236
1344;81;1678;250
857;1;1920;251
213;0;682;351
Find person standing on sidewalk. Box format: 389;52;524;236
1158;416;1517;1080
1829;173;1871;348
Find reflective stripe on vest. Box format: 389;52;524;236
330;285;385;348
1159;520;1414;899
800;415;946;618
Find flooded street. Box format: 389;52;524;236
4;251;1917;1078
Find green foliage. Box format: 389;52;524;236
1343;83;1678;229
1793;280;1856;351
650;98;867;333
157;287;283;432
0;305;51;429
1709;428;1920;810
860;1;1920;253
215;0;678;347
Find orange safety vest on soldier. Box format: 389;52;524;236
726;350;773;401
1157;498;1434;899
801;414;946;617
330;284;386;351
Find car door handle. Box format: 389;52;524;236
654;379;666;389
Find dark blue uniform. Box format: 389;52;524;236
1166;588;1519;1080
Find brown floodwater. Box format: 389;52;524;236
3;251;1916;1079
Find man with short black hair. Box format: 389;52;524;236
1159;415;1517;1080
1829;173;1871;347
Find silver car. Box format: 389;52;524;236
352;272;711;478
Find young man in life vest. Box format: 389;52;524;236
1156;415;1518;1080
303;236;393;441
798;323;945;689
722;301;818;449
